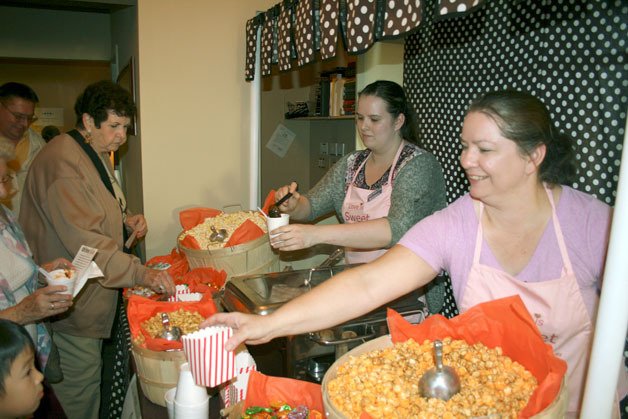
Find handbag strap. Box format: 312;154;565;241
68;129;115;198
68;130;132;253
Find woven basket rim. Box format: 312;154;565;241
177;231;269;254
131;342;186;359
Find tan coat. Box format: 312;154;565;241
19;133;146;338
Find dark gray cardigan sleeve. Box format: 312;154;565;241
387;151;447;245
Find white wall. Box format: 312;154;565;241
137;1;278;257
0;6;111;60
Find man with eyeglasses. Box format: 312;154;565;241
0;82;46;216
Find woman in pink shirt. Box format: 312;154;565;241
204;90;623;416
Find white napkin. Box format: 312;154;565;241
72;261;103;298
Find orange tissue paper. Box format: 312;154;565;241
127;294;217;351
179;207;222;231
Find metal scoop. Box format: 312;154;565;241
269;192;293;218
209;225;227;242
419;340;461;400
160;312;182;341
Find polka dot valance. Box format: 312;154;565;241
294;0;317;66
260;6;280;77
278;2;297;72
245;0;487;80
344;0;379;54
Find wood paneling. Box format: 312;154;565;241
0;58;110;132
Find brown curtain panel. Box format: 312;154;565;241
294;0;317;66
245;16;262;81
379;0;424;39
277;2;296;72
260;6;280;77
344;0;379;54
436;0;485;19
319;0;342;60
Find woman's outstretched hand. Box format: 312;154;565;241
200;312;275;351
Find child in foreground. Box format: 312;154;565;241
0;319;44;419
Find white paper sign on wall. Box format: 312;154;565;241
34;107;64;127
266;123;295;158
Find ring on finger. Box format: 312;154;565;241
158;285;165;293
50;302;55;310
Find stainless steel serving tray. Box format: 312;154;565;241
221;264;425;321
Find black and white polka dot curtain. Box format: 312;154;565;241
247;0;487;77
405;0;627;206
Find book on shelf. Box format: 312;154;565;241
342;77;356;115
329;73;345;117
311;64;356;117
320;76;330;117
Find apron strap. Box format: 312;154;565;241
473;203;484;264
544;184;574;274
473;185;574;273
348;140;406;188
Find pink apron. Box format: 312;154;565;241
460;186;593;415
341;140;405;264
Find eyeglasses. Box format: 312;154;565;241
0;102;38;125
0;173;15;184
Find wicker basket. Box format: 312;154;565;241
321;335;568;418
178;233;279;279
131;344;187;406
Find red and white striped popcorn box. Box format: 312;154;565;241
220;348;256;408
176;292;202;302
182;326;235;387
167;284;193;302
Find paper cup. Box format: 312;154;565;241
164;387;176;419
267;213;290;239
46;269;77;295
182;327;235;388
175;363;208;404
174;395;209;419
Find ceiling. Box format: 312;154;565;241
0;0;135;13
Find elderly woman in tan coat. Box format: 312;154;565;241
19;81;175;419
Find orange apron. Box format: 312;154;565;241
460;187;593;415
341;140;405;264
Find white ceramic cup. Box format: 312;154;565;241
164;387;176;419
175;362;208;405
267;213;290;241
46;269;77;295
174;396;209;419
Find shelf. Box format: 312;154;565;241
287;115;355;121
